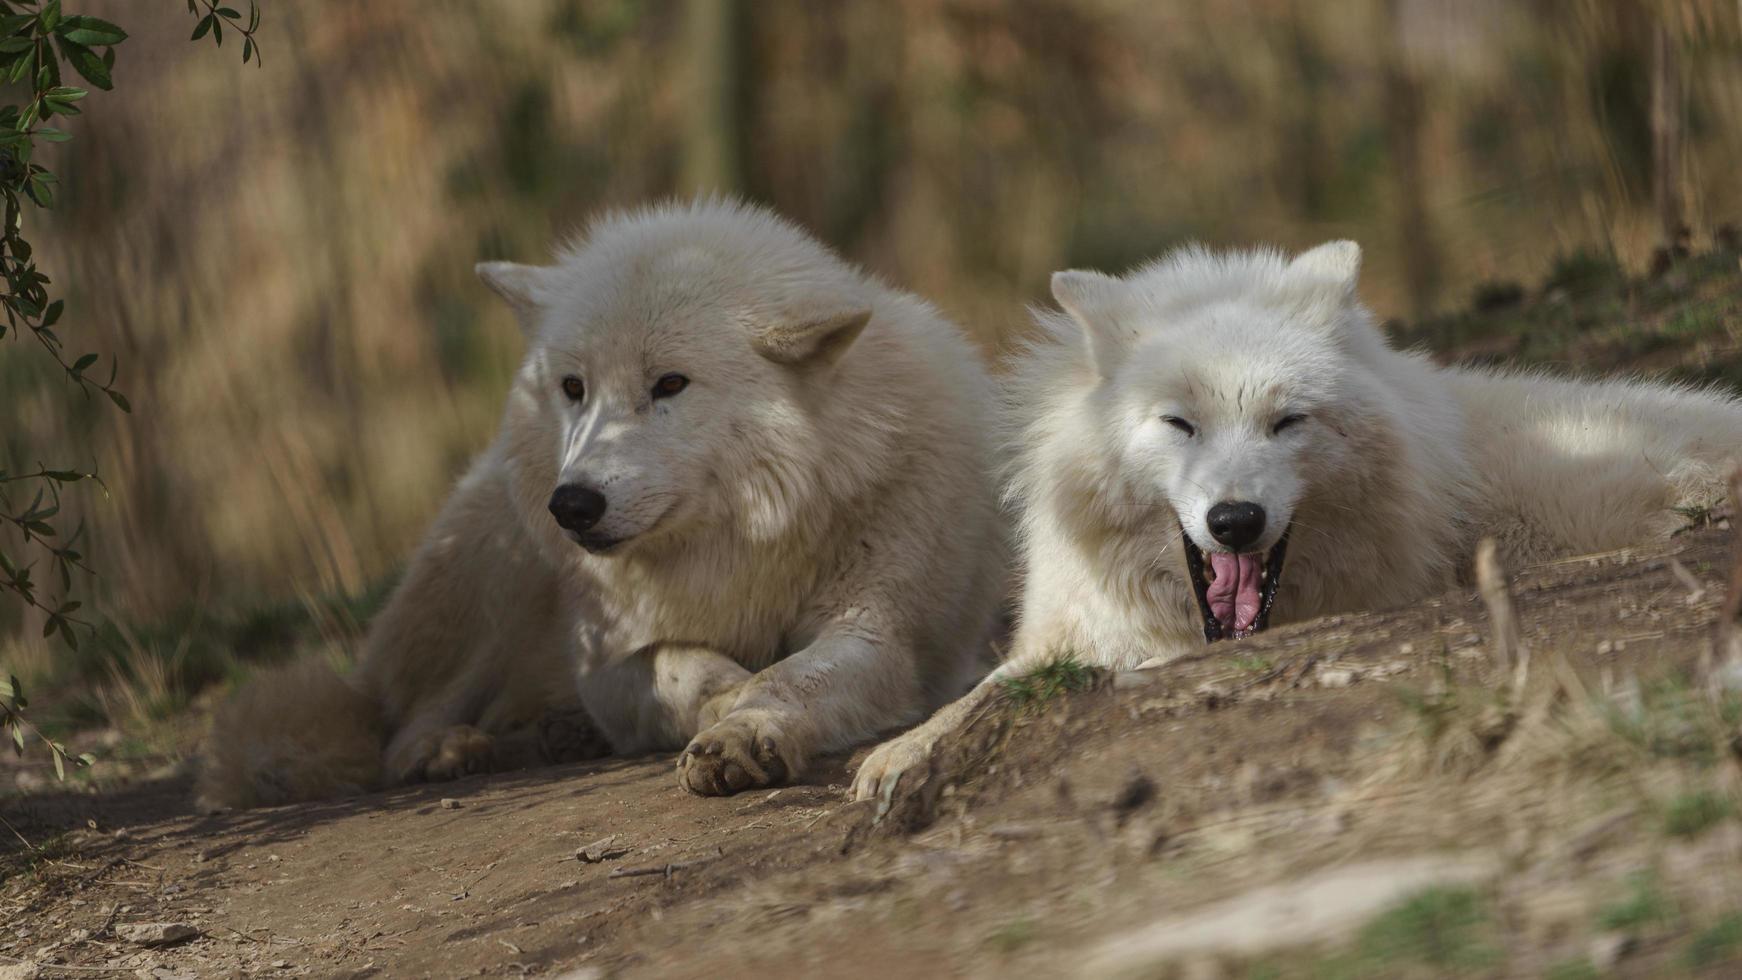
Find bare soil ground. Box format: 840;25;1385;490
5;523;1742;978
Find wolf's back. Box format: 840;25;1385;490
195;656;384;811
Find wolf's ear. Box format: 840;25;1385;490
754;308;872;367
1051;269;1132;377
1287;241;1362;299
476;261;551;336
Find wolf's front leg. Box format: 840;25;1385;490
849;675;1002;812
678;630;923;796
577;643;753;756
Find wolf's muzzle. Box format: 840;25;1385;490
548;483;608;533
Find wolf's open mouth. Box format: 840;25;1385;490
1181;525;1290;642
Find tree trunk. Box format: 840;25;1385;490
1649;20;1686;247
681;0;748;197
1383;0;1440;316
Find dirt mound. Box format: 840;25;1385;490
5;527;1742;977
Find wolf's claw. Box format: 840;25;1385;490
851;731;936;819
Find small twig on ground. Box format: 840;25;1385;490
983;823;1048;840
0;812;36;851
1475;538;1528;693
450;860;499;901
608;848;723;880
93;902;121;940
1668;558;1708;602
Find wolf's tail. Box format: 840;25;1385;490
195;657;384;811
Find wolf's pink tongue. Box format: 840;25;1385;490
1206;552;1263;634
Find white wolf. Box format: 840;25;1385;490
199;199;1005;809
853;239;1742;805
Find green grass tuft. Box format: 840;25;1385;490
1684;913;1742;969
1661;789;1734;839
998;654;1096;712
1350;886;1498;972
1543;959;1601;980
985;918;1035;953
1597;872;1675;931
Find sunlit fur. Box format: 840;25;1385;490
200;199;1005;808
853;239;1742;803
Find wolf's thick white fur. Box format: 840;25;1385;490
852;240;1742;804
199;200;1004;808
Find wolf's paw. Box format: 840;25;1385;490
538;708;613;765
403;725;495;783
677;711;800;796
851;730;937;817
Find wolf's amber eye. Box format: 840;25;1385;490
652;373;690;399
1162;416;1197;437
561;375;585;402
1273;413;1307;435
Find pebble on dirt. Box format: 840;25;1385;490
440;798;461;810
576;834;627;863
116;922;200;947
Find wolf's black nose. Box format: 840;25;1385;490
1207;501;1266;551
549;484;608;532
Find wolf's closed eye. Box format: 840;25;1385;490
652;373;690;399
1272;413;1307;435
1162;415;1197;436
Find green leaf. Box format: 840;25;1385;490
190;13;212;41
56;38;110;90
56;600;79;614
45;86;84;102
55;16;125;47
41;297;60;325
106;388;129;412
217;7;240;19
51;744;63;779
242;37;251;64
24;170;52;207
0;13;36;34
72;352;96;371
41;615;56;637
36;126;70;143
10;725;23;753
76;752;94;766
0;36;31;54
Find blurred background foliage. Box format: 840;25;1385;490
3;0;1742;743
